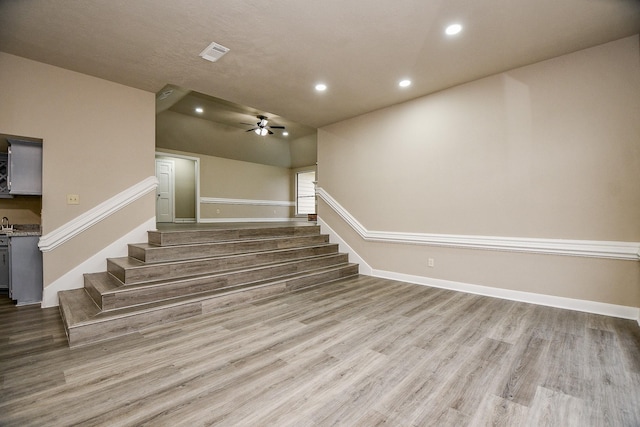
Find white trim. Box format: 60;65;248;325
174;218;197;223
155;158;175;223
199;217;297;223
371;268;640;321
316;187;640;261
38;176;158;252
317;216;372;275
41;217;156;308
156;151;201;223
201;197;295;207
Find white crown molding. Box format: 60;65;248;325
201;197;295;207
39;176;158;252
316;187;640;261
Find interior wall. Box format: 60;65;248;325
0;52;156;287
318;35;640;308
159;148;294;220
0;196;42;225
156;110;293;168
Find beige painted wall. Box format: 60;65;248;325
0;196;42;225
318;36;640;308
159;148;294;220
0;52;156;286
157;110;293;168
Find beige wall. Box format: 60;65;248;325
157;110;293;168
159;148;295;220
0;196;42;225
0;52;156;286
318;36;640;308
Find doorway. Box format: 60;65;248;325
155;153;200;223
155;158;174;223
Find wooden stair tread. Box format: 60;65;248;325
128;234;330;263
66;264;359;327
102;253;347;293
59;223;359;347
58;289;100;325
148;224;320;246
108;242;338;269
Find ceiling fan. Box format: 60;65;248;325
242;115;285;136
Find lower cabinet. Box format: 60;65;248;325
9;236;43;305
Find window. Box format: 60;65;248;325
296;171;316;215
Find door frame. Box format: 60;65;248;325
155;152;201;223
155;158;175;223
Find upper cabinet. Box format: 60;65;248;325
0;153;10;198
7;139;42;196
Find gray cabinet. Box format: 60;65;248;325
0;153;11;198
0;236;8;290
7;139;42;196
9;235;43;305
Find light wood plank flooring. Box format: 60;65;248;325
1;276;639;426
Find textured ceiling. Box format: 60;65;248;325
1;0;639;130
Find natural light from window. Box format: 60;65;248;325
296;171;316;215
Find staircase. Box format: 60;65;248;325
58;223;358;347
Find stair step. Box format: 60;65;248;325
148;224;321;246
107;243;339;284
60;265;359;347
87;253;349;310
128;234;330;263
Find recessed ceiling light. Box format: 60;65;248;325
195;107;204;114
283;131;289;136
445;23;463;35
399;79;412;88
315;83;327;92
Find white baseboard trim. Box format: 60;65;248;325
370;268;640;321
318;213;639;321
317;187;640;261
41;217;157;308
199;217;297;223
39;176;158;252
174;218;196;223
201;197;295;207
317;216;373;275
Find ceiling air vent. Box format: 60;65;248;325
199;42;230;63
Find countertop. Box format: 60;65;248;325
0;224;41;237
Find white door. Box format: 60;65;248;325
155;159;174;223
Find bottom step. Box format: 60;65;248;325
59;264;358;347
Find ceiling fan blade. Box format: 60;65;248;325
240;122;256;126
268;126;285;129
246;128;257;132
268;129;274;135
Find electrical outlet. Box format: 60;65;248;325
67;194;80;205
428;258;435;268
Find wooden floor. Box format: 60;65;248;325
1;276;639;426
